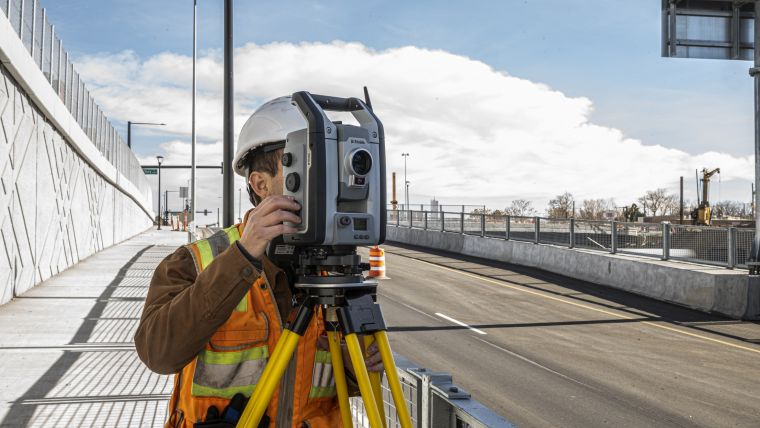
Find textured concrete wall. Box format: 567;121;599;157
0;64;152;305
387;226;760;320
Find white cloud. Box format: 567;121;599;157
77;41;753;212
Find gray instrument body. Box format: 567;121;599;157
282;91;387;246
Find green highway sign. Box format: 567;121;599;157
142;168;158;175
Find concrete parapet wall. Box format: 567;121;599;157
386;227;760;320
0;59;151;305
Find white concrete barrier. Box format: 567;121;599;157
387;227;760;320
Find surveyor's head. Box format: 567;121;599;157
233;96;306;205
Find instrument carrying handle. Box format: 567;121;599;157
309;94;365;112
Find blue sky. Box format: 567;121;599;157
35;0;758;213
44;0;754;156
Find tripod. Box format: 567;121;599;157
237;278;412;428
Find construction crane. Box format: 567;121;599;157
691;167;720;225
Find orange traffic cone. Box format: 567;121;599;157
368;246;389;279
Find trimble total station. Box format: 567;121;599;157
238;91;412;428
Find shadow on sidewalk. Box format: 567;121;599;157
1;245;162;427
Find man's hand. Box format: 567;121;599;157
340;338;384;375
238;196;301;259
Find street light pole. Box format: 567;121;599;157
156;155;164;230
128;121;165;149
402;153;409;209
222;0;235;227
190;0;197;242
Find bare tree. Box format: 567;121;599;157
546;192;574;218
713;200;745;218
505;199;536;217
579;198;615;220
637;188;675;217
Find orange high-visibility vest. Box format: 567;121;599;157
166;224;340;428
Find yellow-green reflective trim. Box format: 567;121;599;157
225;225;241;244
192;383;257;400
195;239;213;270
309;385;337;399
315;349;332;364
198;345;268;365
235;294;249;312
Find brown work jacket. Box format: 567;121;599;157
135;240;293;376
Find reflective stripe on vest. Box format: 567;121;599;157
309;349;337;399
185;224;262;400
191;345;269;399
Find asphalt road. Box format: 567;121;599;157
362;243;760;428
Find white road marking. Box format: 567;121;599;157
435;312;487;335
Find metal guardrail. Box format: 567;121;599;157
350;354;515;428
388;210;756;270
0;0;150;199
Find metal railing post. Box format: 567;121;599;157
569;218;575;248
481;214;485;237
18;0;25;42
662;222;670;261
409;210;413;228
441;212;445;232
396;210;400;227
534;216;540;244
424;210;428;230
728;227;737;269
610;220;617;254
460;212;464;234
505;215;511;240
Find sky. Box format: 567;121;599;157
36;0;759;217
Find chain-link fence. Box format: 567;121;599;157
1;0;151;201
388;209;756;269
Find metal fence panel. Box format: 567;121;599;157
538;218;570;246
22;0;33;53
9;0;21;36
41;18;51;78
670;224;729;266
442;212;461;233
737;228;755;267
33;1;42;65
616;222;664;258
573;220;611;251
484;214;506;239
509;216;535;242
463;214;481;235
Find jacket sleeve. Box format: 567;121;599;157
134;243;262;375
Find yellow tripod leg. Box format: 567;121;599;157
363;335;386;428
374;331;412;428
238;330;301;428
328;331;353;428
345;333;384;428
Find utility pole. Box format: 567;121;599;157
402;153;409;209
680;176;684;224
752;0;760;266
222;0;234;227
156;155;164;230
190;0;197;242
127;121;165;149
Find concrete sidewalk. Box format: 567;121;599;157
0;228;188;427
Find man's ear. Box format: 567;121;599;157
248;171;269;200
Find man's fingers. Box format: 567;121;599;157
365;351;382;367
261;224;298;239
252;196;299;219
259;210;301;227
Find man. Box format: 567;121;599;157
136;96;382;427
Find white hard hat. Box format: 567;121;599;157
234;96;306;177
